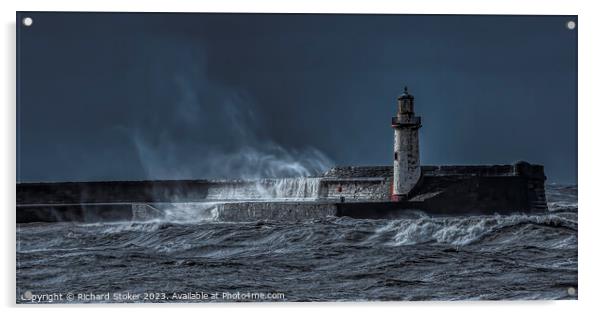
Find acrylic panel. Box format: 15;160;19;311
16;12;578;303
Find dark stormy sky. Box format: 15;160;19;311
17;12;577;183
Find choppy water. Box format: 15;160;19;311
16;184;577;303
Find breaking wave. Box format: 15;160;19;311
19;211;577;253
369;213;576;247
206;177;321;201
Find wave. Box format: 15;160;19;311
50;213;575;256
546;184;577;213
17;207;577;259
368;213;577;247
547;201;578;213
206;177;321;201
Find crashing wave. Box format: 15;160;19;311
547;201;578;213
206;177;321;201
370;214;577;247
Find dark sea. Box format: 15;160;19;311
16;184;577;303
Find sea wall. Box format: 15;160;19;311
323;166;393;178
206;178;321;200
16;162;548;223
216;202;337;221
16;180;214;204
323;162;539;178
17;178;323;204
320;178;391;201
17;203;133;223
414;162;547;211
323;162;548;211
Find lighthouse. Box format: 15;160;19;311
391;86;422;200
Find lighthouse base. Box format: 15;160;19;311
390;194;406;202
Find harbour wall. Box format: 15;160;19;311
16;162;547;223
216;202;338;222
17;178;323;204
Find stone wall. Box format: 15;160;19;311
322;166;393;178
322;162;547;210
216;202;337;221
16;162;549;223
422;165;516;176
319;178;391;201
323;164;527;178
16;178;322;204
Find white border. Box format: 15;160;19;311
2;0;600;315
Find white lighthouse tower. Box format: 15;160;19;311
391;86;422;201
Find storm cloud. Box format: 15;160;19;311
16;13;577;183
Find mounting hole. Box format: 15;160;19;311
567;287;576;296
22;17;33;27
566;20;576;30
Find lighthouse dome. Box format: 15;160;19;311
397;86;414;100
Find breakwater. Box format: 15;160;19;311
16;162;547;223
